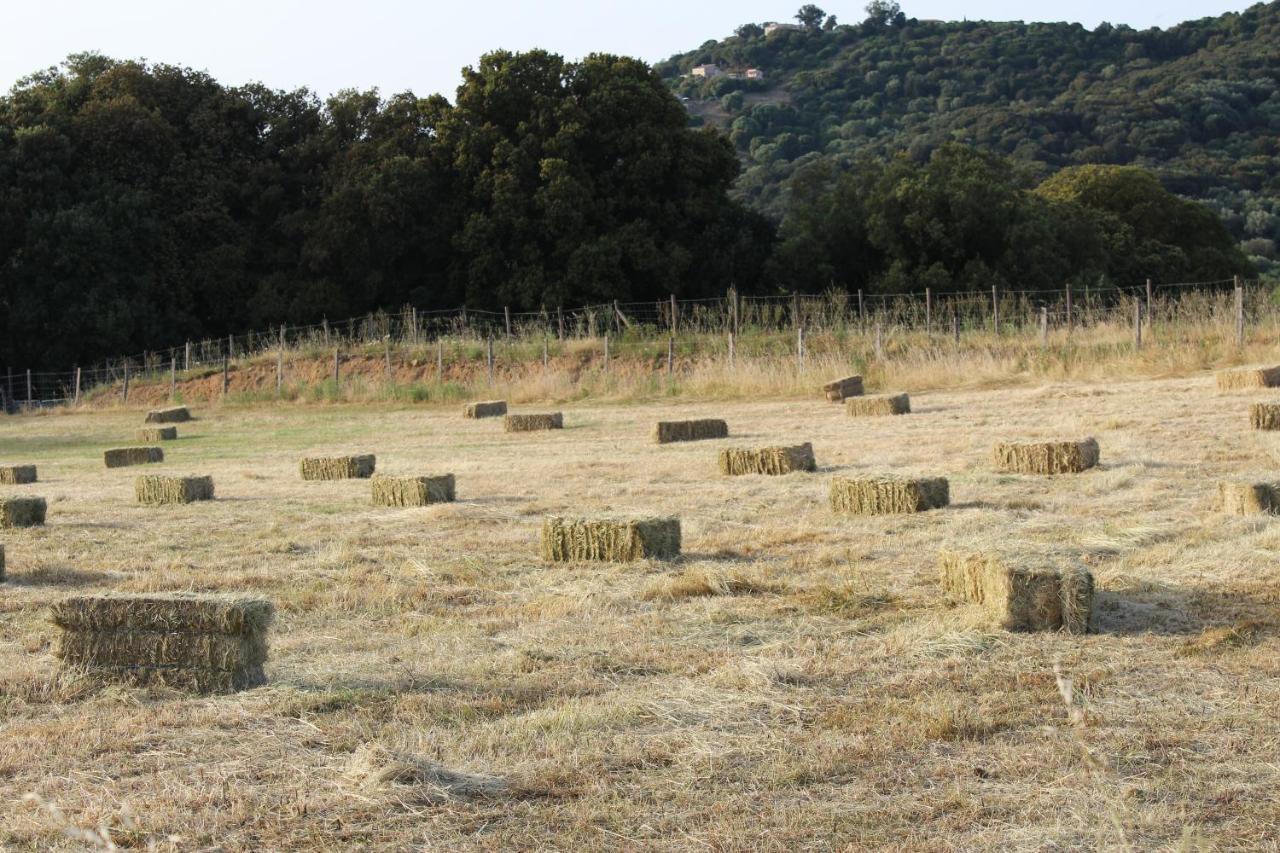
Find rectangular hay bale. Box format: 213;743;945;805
371;474;456;507
135;475;214;505
504;413;564;432
830;476;949;515
0;465;37;484
541;516;681;562
845;393;910;417
992;438;1099;474
144;406;191;424
56;630;267;672
0;497;46;528
653;419;729;444
1217;366;1280;390
51;592;274;635
104;446;164;468
1217;480;1280;515
136;427;178;442
464;400;508;418
1250;403;1280;431
300;454;376;480
823;375;864;402
939;549;1093;633
719;443;816;476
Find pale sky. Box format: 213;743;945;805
0;0;1259;101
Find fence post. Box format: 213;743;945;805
667;336;674;376
228;334;234;362
1039;307;1048;349
874;322;883;360
26;367;33;404
604;334;610;372
730;287;739;337
670;294;678;335
857;289;864;325
184;340;191;371
952;312;960;346
1065;283;1073;334
384;336;392;383
925;288;932;332
504;306;512;339
1235;276;1244;348
728;331;735;368
437;339;444;377
797;325;804;372
74;367;82;406
410;307;418;344
991;285;999;333
791;292;800;330
1133;298;1142;349
612;300;621;336
557;305;565;340
170;356;177;399
222;352;229;396
121;364;128;404
487;336;494;385
323;317;330;346
333;348;340;386
1146;278;1153;333
543;336;549;369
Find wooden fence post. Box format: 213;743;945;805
670;294;678;335
952;312;960;346
925;288;932;332
410;307;418;344
222;352;229;396
437;339;444;377
857;289;864;325
557;305;565;340
121;363;128;403
730;287;739;337
333;348;340;386
73;367;82;406
792;292;800;330
1134;298;1143;349
1235;276;1244;348
667;336;674;376
1039;307;1048;349
991;285;999;333
487;336;494;385
797;325;804;372
1065;283;1073;334
504;306;512;339
1146;278;1153;333
228;334;234;362
170;356;177;399
543;336;549;369
874;322;883;360
728;331;735;368
604;334;610;372
322;317;330;346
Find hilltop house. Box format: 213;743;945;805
763;22;803;35
691;64;722;79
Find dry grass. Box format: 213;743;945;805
3;373;1280;848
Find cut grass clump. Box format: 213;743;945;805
504;413;563;432
846;393;910;417
300;455;376;480
719;443;816;476
371;474;456;507
992;438;1099;474
103;447;164;468
51;592;273;693
1249;403;1280;431
144;406;191;424
541;516;681;562
1217;480;1280;515
939;548;1093;633
1217;366;1280;390
136;427;177;442
653;419;728;444
0;465;37;484
464;400;507;418
0;497;46;528
135;475;214;505
642;568;779;601
830;476;949;515
823;375;864;402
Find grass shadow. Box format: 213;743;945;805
5;565;113;587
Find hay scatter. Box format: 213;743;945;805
829;476;949;515
1217;481;1280;515
541;516;681;562
300;455;376;480
144;406;191;424
823;376;864;402
1217;366;1280;390
464;400;507;418
136;427;177;442
845;393;911;417
0;465;37;485
992;438;1099;474
135;475;214;505
719;443;816;476
504;413;563;432
653;419;729;444
939;549;1093;633
0;497;46;528
103;446;164;468
371;474;456;507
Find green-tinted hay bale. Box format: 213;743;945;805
104;446;164;468
829;476;949;515
939;549;1093;633
992;438;1099;474
464;400;508;418
51;592;274;635
135;475;214;505
0;465;37;485
504;413;564;432
371;474;456;507
541;516;681;562
1217;480;1280;515
823;375;864;402
300;455;376;480
144;406;191;424
1218;366;1280;390
653;419;729;444
845;393;910;417
1250;403;1280;431
0;497;46;528
719;443;816;476
136;427;177;442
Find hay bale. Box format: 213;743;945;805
0;497;46;528
1217;366;1280;390
1250;403;1280;431
504;413;564;432
719;443;816;476
136;427;177;442
823;376;864;402
829;476;949;515
103;446;164;468
653;419;729;444
1217;480;1280;515
541;516;681;562
992;438;1099;474
144;406;191;424
845;393;910;417
371;474;456;507
464;400;508;418
939;549;1093;633
135;475;214;505
0;465;37;484
51;592;274;634
300;455;376;480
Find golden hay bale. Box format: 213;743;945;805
1217;366;1280;390
1217;481;1280;515
719;443;816;476
371;474;456;507
846;393;910;417
653;419;729;444
103;446;164;468
504;413;564;432
991;438;1099;474
1249;403;1280;431
464;400;508;418
0;465;37;484
939;549;1093;633
0;497;46;528
829;476;949;515
823;375;864;402
541;516;681;562
300;455;376;480
144;406;191;424
136;427;177;442
135;475;214;505
51;592;274;635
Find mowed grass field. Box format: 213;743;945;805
2;376;1280;850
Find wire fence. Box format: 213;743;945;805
1;275;1269;410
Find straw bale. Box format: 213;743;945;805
51;592;274;635
104;446;164;468
464;400;508;418
541;516;681;562
845;393;911;417
0;465;37;484
1217;480;1280;515
939;549;1093;633
823;376;864;402
371;474;456;507
829;476;949;515
992;438;1099;474
0;497;46;528
1250;403;1280;431
504;413;564;432
1217;366;1280;390
300;454;376;480
653;419;729;444
144;406;191;424
135;475;214;505
136;427;177;442
56;630;267;672
719;443;816;476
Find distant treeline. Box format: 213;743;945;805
0;51;1253;368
